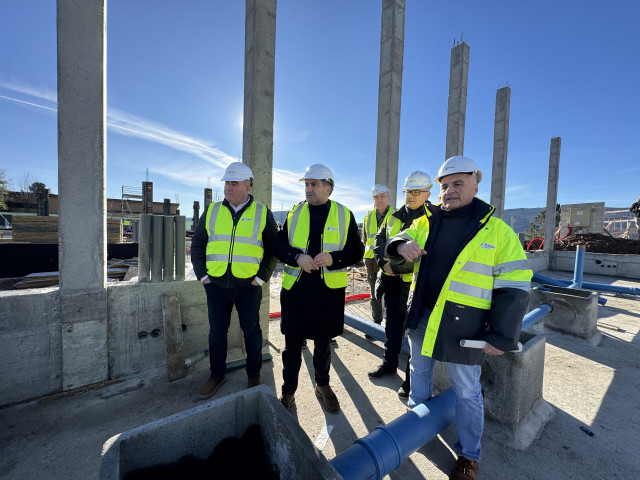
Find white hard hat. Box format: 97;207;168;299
402;171;433;191
300;164;334;184
435;156;482;183
371;184;389;196
220;162;254;181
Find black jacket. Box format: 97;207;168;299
275;201;364;339
190;195;278;289
630;201;640;219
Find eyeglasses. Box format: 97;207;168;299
403;190;430;196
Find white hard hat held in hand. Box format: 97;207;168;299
300;164;335;184
371;184;390;196
221;162;254;182
402;171;433;191
435;156;482;184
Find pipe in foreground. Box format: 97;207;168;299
521;303;553;331
331;389;456;480
138;214;151;282
174;216;186;281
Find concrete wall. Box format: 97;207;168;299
0;279;269;407
550;251;640;280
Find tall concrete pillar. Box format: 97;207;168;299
543;137;561;251
57;0;108;390
445;41;470;160
375;0;405;208
242;0;277;208
489;86;511;219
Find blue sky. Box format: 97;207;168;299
1;0;639;221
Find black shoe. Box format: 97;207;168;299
398;380;410;399
330;338;338;345
365;334;376;341
368;364;396;378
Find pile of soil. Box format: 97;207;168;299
554;233;640;255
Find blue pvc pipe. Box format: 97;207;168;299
571;245;585;288
344;312;409;355
521;303;553;331
330;389;456;480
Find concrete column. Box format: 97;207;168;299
375;0;405;208
57;0;108;390
445;41;470;160
242;0;277;208
490;86;511;219
543;137;561;251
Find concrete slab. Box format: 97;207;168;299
1;270;639;479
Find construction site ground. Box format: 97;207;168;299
1;268;639;479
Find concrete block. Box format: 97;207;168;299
530;285;599;341
100;385;341;480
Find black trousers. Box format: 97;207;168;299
382;277;410;369
281;335;331;395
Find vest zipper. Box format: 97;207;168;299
227;223;237;288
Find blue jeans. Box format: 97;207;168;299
408;312;484;462
204;282;263;379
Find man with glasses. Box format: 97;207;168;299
385;156;532;480
362;184;394;334
369;171;432;400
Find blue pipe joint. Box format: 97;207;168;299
521;303;553;331
331;389;456;480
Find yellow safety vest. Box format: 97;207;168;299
282;200;351;290
382;206;429;283
394;205;532;357
363;207;394;259
205;200;267;279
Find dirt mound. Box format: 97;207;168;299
554;233;640;255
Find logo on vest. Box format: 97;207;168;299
326;226;339;231
241;218;252;222
480;242;495;249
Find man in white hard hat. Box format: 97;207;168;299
191;161;278;399
369;171;432;399
385;156;532;480
275;164;364;414
362;184;394;332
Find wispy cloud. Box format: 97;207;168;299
0;75;57;103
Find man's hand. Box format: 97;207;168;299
203;277;211;285
297;254;319;273
397;241;426;262
251;279;260;286
482;343;504;356
314;252;333;268
382;263;396;276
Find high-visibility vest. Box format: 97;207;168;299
363;207;394;258
394;204;532;357
204;200;267;279
282;200;351;290
382;206;428;283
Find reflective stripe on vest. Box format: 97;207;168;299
363;207;393;258
204;200;266;279
282;200;351;290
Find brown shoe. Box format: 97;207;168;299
280;393;295;411
449;456;478;480
247;375;261;388
198;376;225;399
315;385;340;414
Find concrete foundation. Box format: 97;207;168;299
530;285;600;342
99;385;340;480
0;280;271;407
551;250;640;280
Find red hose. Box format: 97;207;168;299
526;237;545;251
269;292;371;318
